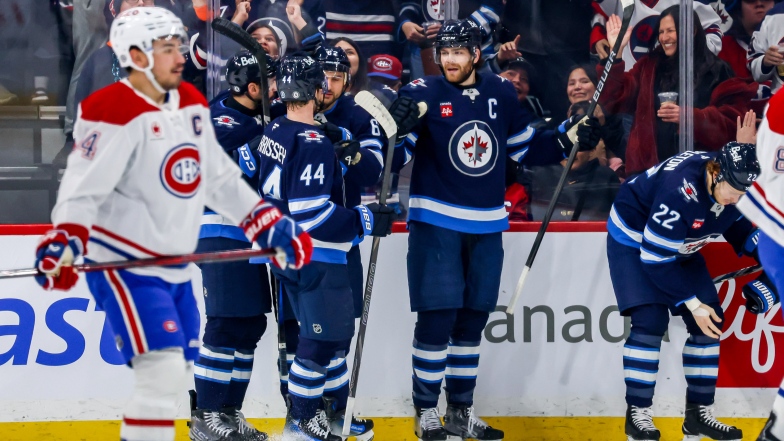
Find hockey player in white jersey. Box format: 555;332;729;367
737;86;784;441
32;7;312;441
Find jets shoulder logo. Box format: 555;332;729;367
448;120;499;177
680;178;698;203
410;78;427;88
213;115;240;128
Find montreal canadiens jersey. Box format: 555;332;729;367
749;2;784;93
592;0;723;70
199;91;266;242
608;150;754;305
315;95;385;208
56;80;261;283
397;73;564;234
738;89;784;246
253;116;361;263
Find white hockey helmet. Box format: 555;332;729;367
110;7;188;91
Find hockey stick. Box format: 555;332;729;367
0;248;277;279
210;17;272;126
506;0;635;315
713;264;762;284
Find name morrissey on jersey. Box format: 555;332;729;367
257;135;286;164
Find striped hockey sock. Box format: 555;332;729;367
279;351;296;399
444;339;480;406
623;333;662;408
225;348;254;409
194;344;234;410
412;339;448;409
288;357;327;420
683;335;720;405
323;357;350;409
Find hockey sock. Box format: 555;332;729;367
323;356;350;410
623;332;662;408
224;348;254;409
444;339;481;406
683;334;720;405
288;357;328;421
412;338;448;409
194;344;235;411
279;351;296;399
280;319;300;400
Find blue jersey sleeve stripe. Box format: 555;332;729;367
360;139;383;149
640;248;677;264
610;206;642;243
478;5;500;22
297;203;336;231
508;126;534;146
289;196;330;214
508;147;528;162
643;226;684;251
365;148;384;168
405;132;418;146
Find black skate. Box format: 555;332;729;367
323;397;375;440
682;402;742;441
415;407;448;441
283;414;342;441
222;407;269;441
443;405;504;441
189;409;244;441
625;405;661;441
759;411;783;441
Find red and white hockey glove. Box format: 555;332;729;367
34;224;88;291
242;202;313;270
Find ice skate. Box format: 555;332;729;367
759;411;784;441
190;409;245;441
283;414;342;441
415;407;448;441
222;407;269;441
443;404;503;440
682;402;742;441
321;397;374;440
625;405;660;441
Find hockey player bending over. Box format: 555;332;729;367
395;19;601;441
252;53;394;441
33;8;312;441
607;142;777;441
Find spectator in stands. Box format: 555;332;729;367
749;1;784;92
498;57;549;128
330;36;368;95
325;0;399;60
367;54;403;91
721;0;775;78
600;6;756;176
249;22;283;58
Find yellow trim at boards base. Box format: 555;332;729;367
0;417;766;440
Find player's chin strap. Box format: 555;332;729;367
130;58;167;95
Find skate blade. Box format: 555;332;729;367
627;437;658;441
349;429;374;441
682;436;741;441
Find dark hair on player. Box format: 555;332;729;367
328;37;368;95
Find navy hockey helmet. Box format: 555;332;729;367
435;19;482;56
276;52;326;102
715;142;760;192
314;45;351;85
226;50;277;95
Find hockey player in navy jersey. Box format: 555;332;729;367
32;8;312;441
187;50;280;441
252;53;393;441
395;19;601;441
607;142;779;441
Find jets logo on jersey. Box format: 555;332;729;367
410;78;427;88
441;102;453;118
160;143;201;199
448;120;499;177
629;15;659;61
214;115;240;128
681;238;710;254
425;0;445;21
680;179;699;203
299;130;325;142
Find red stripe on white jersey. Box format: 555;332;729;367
752;182;784;220
92;225;162;257
107;270;148;355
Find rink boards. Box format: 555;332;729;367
0;223;778;438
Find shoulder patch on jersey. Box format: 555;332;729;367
767;88;784;134
80;82;158;125
178;81;208;109
679;178;699;203
410;78;427;88
299;130;325;142
213;115;241;128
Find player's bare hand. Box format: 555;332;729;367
497;35;522;64
763;46;784;67
232;0;250;25
286;0;307;29
657;102;680;124
595;38;610;59
736;110;757;144
606;15;631;56
402;22;427;46
691;304;723;339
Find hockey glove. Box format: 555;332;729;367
318;121;352;144
34;224;87;291
335;139;361;175
556;115;601;154
354;203;395;237
743;272;780;314
242;202;313;270
388;96;422;142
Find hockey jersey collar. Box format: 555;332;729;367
223;94;261;118
119;78;180;112
443;69;485;91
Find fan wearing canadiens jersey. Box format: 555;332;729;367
607;142;779;441
32;8;312;441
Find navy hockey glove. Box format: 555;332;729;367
318;121;352;144
388;96;422;141
743;272;780;314
335;139;361;175
34;224;87;291
557;115;601;154
355;203;394;237
242;201;313;270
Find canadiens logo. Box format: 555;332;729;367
440;102;453;118
373;57;393;71
160;143;201;199
163;320;178;332
448;120;498;177
214;115;240;128
299;130;325;142
680;178;699;203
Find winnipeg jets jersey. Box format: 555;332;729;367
738;89;784;246
592;0;723;70
749;2;784;93
397;73;564;234
609;150;754;305
199;91;266;243
253;116;361;263
315;95;385;208
55;80;262;283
